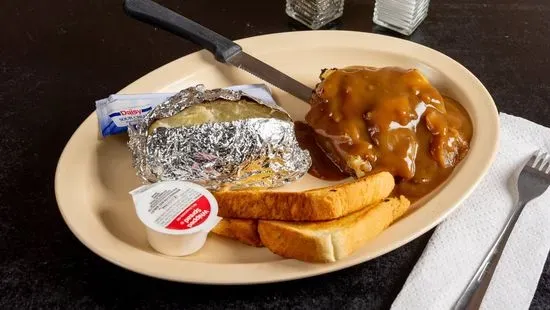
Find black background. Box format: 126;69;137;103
1;0;549;309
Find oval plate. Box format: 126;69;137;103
55;31;499;284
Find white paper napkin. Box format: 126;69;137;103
391;113;550;310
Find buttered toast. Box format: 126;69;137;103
212;196;410;262
213;172;395;221
210;218;263;247
259;196;409;262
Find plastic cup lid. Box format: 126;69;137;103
129;180;219;235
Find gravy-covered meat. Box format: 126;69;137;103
303;66;473;201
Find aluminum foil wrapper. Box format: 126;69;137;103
127;84;312;191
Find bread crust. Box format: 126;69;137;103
257;196;410;263
213;172;395;221
210;218;263;247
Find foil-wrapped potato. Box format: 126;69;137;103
127;85;312;191
148;99;288;133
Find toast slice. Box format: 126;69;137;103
257;196;410;263
211;218;263;247
213;172;395;221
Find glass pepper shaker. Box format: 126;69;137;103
373;0;430;36
286;0;345;30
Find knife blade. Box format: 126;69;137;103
123;0;313;103
226;52;313;102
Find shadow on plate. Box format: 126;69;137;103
99;202;282;264
98;205;151;251
96;133;143;200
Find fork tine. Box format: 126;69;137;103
528;150;543;168
539;153;550;172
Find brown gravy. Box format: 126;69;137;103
297;66;473;202
294;121;349;181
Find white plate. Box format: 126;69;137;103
54;30;499;284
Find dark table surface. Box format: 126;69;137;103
2;0;550;309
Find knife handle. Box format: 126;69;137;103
123;0;242;63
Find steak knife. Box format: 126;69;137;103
123;0;313;103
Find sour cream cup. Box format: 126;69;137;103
129;181;221;256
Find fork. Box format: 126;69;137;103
453;150;550;310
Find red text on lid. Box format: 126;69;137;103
165;195;211;230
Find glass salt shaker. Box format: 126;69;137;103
286;0;345;30
373;0;430;36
